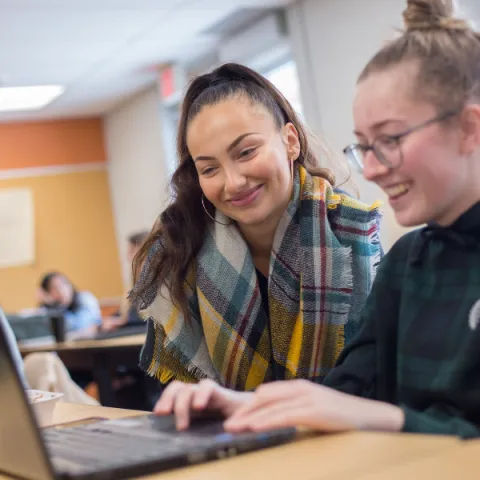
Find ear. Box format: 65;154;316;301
459;104;480;155
282;122;301;162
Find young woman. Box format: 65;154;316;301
130;63;382;393
38;272;101;332
153;0;480;437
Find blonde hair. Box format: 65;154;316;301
359;0;480;112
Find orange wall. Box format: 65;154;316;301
0;119;106;170
0;119;123;312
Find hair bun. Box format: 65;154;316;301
403;0;470;32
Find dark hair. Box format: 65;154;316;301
358;0;480;112
128;231;149;247
40;272;80;313
130;63;335;317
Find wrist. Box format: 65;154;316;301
226;391;253;415
358;399;405;432
380;403;405;432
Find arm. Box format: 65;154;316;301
223;233;480;438
401;405;480;439
324;242;396;399
345;214;383;345
221;252;404;434
64;292;102;331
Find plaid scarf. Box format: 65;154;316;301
139;166;382;391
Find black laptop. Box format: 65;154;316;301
0;317;296;480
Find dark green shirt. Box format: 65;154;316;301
324;202;480;438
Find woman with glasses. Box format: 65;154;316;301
154;0;480;438
130;62;382;401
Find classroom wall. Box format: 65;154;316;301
287;0;412;250
104;87;170;286
0;119;123;312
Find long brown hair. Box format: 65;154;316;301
359;0;480;112
130;63;334;317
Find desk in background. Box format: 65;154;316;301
0;402;465;480
19;334;146;407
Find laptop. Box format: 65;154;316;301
6;312;52;341
0;317;296;480
94;322;147;340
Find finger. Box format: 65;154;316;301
192;379;216;410
173;386;197;430
225;398;306;433
230;382;295;419
153;382;186;414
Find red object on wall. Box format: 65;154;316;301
160;67;175;100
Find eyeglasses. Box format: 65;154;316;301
343;110;459;174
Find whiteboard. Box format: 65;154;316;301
0;188;35;268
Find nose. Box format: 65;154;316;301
224;165;248;195
362;149;390;182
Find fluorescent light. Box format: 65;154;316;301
0;85;64;112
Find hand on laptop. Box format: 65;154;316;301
223;380;404;434
153;379;252;430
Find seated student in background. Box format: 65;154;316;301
129;62;383;392
152;0;480;438
101;231;149;332
38;272;101;332
0;307;98;405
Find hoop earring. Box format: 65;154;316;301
201;195;231;226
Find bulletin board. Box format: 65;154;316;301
0;188;35;268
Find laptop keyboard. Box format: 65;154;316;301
41;415;294;476
43;422;210;474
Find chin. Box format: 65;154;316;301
233;208;271;227
394;209;429;228
236;215;269;227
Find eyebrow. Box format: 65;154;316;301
353;119;406;137
193;132;258;162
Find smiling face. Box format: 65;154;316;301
353;61;477;227
186;95;300;229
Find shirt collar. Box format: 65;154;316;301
446;201;480;238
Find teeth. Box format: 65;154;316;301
385;183;411;198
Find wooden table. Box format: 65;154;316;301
19;334;146;407
19;333;146;355
0;402;466;480
346;439;480;480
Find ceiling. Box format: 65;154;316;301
0;0;291;123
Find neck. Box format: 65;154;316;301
239;214;280;258
238;182;294;266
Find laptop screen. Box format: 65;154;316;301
0;316;54;480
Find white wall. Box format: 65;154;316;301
287;0;412;250
104;86;169;286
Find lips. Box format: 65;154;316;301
228;185;264;207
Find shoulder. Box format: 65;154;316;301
326;188;382;255
76;291;100;307
329;188;382;225
374;229;422;281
